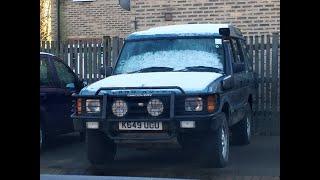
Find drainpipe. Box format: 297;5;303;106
57;0;61;52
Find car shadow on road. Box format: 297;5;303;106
44;133;83;152
41;135;279;179
84;136;280;178
85;147;239;179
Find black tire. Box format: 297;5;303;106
200;113;229;168
231;104;253;145
86;130;116;166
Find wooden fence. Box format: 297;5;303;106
40;34;280;135
246;34;280;135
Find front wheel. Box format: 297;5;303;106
231;104;253;145
200;113;229;168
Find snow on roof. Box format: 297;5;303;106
131;24;230;36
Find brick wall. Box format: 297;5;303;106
50;0;279;40
57;0;132;40
131;0;280;36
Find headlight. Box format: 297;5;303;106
147;98;164;116
185;97;203;112
112;100;128;117
86;99;101;113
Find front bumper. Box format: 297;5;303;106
72;86;223;142
72;112;225;142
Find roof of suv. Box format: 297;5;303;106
40;52;55;56
126;24;244;40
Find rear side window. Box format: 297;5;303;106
230;38;244;63
52;59;76;88
239;40;253;71
40;56;54;87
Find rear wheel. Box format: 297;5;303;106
200;113;229;168
86;130;116;166
231;104;253;145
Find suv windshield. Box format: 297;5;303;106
114;37;225;74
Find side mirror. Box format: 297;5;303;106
82;80;88;87
78;79;88;88
66;83;76;90
100;66;113;77
221;75;234;90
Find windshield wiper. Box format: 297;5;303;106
128;66;174;73
176;66;224;73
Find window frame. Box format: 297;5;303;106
50;57;78;89
238;39;253;72
230;37;245;63
40;55;57;88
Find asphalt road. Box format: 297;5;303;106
40;133;280;179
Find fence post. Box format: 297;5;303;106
74;40;79;76
64;41;69;65
271;33;279;135
79;40;83;80
92;40;98;82
265;34;271;133
111;36;119;67
83;40;88;82
97;40;102;80
88;39;93;84
45;41;50;53
40;41;44;52
102;36;109;78
59;41;64;59
119;38;124;53
253;35;260;134
260;35;265;134
69;40;73;68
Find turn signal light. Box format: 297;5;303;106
76;98;82;114
207;95;217;113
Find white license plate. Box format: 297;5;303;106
119;121;163;130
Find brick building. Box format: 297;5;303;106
50;0;280;41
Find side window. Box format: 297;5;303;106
40;57;54;87
230;38;243;63
52;59;76;89
239;40;253;71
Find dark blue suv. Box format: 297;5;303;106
72;24;257;168
40;52;86;150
